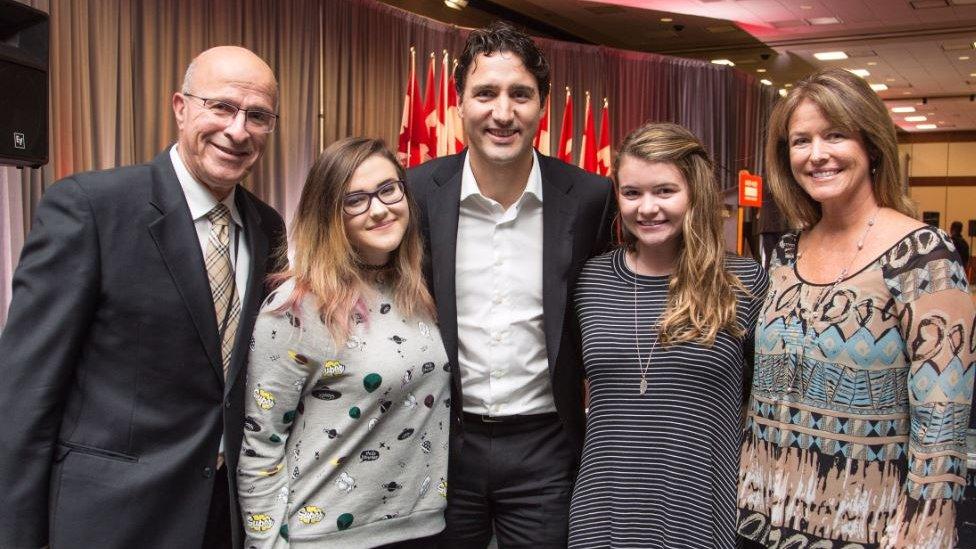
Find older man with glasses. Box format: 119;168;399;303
0;45;286;549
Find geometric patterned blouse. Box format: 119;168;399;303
737;227;975;548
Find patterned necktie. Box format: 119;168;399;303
205;203;240;379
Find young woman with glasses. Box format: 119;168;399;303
237;138;450;548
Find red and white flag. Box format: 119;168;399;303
423;52;438;161
597;97;612;176
579;92;597;173
436;51;450;157
408;54;431;166
557;87;573;164
396;47;416;167
534;97;550;155
448;58;465;153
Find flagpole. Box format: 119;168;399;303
409;46;415;164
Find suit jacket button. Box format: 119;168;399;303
225;401;231;409
203;466;214;478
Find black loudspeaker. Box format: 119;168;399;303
0;0;48;168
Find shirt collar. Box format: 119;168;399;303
460;150;543;205
169;144;243;226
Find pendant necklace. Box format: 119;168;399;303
793;207;880;357
632;258;661;396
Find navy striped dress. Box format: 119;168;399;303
568;248;769;549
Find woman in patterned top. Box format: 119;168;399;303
568;123;769;548
737;68;975;548
238;138;450;548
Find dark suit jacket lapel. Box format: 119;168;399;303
540;156;578;374
426;154;464;369
225;190;270;396
147;150;224;382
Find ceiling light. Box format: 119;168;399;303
960;56;972;60
444;0;467;8
756;68;767;73
905;115;927;122
847;69;870;77
903;91;913;95
760;79;773;86
779;88;788;97
785;83;793;87
807;17;841;25
660;17;673;22
971;72;976;77
814;51;848;60
870;83;888;91
867;61;877;66
711;59;735;66
916;124;938;129
892;106;916;113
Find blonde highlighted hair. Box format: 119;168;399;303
272;137;435;345
765;68;915;228
614;122;746;346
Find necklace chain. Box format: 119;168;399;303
631;255;661;396
795;207;880;326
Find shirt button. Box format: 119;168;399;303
493;332;502;342
202;466;214;478
493;295;503;305
225;401;232;409
494;258;503;266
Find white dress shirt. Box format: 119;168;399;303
455;151;554;416
170;144;251;456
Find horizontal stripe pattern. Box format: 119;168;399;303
568;248;768;549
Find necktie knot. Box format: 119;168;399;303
207;203;231;227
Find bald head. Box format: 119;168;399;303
181;46;278;108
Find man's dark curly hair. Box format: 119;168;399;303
454;21;551;103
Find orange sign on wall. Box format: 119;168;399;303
738;170;763;208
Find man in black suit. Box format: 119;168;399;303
408;22;613;548
0;46;286;549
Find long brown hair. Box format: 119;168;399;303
273;137;435;345
614;122;746;346
765;68;916;228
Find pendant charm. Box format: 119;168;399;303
639;377;648;395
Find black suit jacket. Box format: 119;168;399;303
0;150;286;549
407;151;613;456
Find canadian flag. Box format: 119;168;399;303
534;97;550;155
395;48;431;167
579;92;597;173
423;53;438;161
597;97;611;176
448;59;465;153
557;87;573;164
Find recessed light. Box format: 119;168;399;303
960;56;971;60
814;51;848;60
905;115;927;122
760;79;773;86
807;17;841;25
444;0;467;9
711;59;735;66
660;17;673;22
916;124;938;130
885;77;896;82
756;68;767;73
785;83;793;87
779;88;788;97
892;106;916;113
847;69;870;77
870;83;889;91
867;61;878;66
971;72;976;77
903;91;912;95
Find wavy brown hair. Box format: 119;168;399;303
272;137;435;345
614;122;746;346
765;68;916;228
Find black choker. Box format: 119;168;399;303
359;261;393;271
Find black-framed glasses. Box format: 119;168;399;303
343;180;406;216
183;92;279;133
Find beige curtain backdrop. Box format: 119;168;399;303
0;0;775;326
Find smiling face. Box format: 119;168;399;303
173;47;277;200
458;52;544;169
616;155;690;260
343;154;409;266
787;98;873;209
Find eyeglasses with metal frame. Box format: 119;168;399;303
343;179;406;216
182;92;279;133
